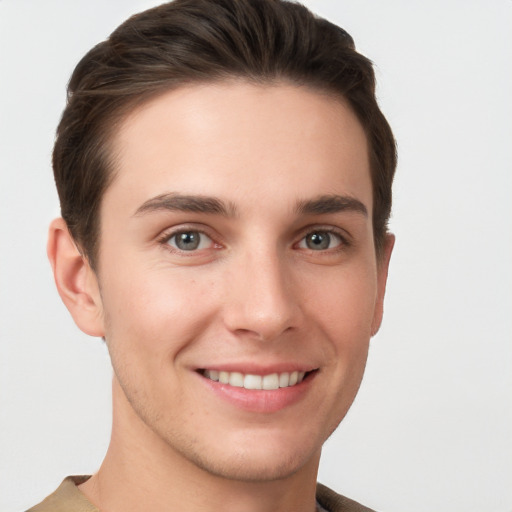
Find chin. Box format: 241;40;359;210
157;423;325;483
180;443;319;483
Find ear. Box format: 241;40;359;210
371;233;395;337
47;218;105;337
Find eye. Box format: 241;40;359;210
166;231;214;251
298;231;343;251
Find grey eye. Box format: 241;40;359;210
168;231;212;251
299;231;342;251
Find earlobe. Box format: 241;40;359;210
371;233;395;337
47;218;105;337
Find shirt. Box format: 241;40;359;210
26;476;377;512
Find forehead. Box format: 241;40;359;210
105;81;372;217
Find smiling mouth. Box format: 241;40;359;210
199;369;315;390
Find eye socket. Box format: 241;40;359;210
298;231;343;251
166;231;214;251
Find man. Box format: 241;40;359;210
29;0;395;510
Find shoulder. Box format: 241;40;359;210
25;476;98;512
27;477;375;512
316;482;378;512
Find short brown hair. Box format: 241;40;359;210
53;0;396;268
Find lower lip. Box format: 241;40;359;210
198;372;316;414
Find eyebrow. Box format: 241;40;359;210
134;193;238;217
295;194;368;217
134;192;367;219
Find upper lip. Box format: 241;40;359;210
195;363;318;375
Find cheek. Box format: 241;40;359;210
100;266;219;360
308;266;378;345
308;270;377;436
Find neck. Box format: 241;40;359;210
80;378;321;512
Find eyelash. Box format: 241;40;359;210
296;228;349;252
156;226;350;254
157;227;218;254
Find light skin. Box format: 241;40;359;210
48;81;394;512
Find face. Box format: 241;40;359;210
92;82;391;482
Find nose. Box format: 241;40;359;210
222;247;301;342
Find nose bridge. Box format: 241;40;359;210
223;241;298;341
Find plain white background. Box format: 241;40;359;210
0;1;511;511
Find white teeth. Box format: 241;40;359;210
229;372;244;387
244;374;262;389
262;373;279;390
207;370;219;381
203;369;308;390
